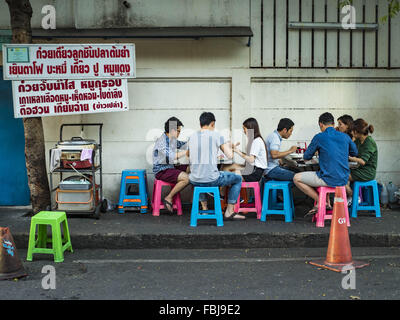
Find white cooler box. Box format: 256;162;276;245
56;187;98;211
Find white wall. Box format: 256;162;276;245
0;0;250;29
1;0;400;204
36;37;400;204
74;0;250;29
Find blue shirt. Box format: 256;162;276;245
265;130;282;174
304;127;358;186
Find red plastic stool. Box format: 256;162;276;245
234;182;262;219
313;186;350;228
151;179;183;216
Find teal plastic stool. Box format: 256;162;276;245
351;180;381;218
261;181;295;222
118;169;149;213
190;187;223;227
26;211;73;263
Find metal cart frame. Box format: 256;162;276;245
49;123;104;219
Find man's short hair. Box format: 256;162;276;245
277;118;295;132
318;112;335;125
164;117;183;133
199;112;216;127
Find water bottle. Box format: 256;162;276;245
380;183;389;206
387;182;397;203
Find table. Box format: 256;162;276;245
282;153;319;172
282;153;359;172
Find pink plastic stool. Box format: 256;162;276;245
151;179;183;216
313;186;350;228
234;182;262;219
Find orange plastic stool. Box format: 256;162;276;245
221;187;248;211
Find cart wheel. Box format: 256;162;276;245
93;204;101;220
101;199;108;213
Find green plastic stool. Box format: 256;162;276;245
27;211;73;263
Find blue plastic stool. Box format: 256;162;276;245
359;183;382;206
351;180;381;218
261;181;295;222
260;176;284;210
190;187;223;227
118;169;149;213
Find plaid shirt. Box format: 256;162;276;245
152;133;187;174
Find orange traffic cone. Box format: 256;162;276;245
0;227;27;280
309;187;369;272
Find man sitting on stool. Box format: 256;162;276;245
265;118;297;182
152;117;190;212
293;112;358;218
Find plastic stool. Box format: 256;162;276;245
261;181;294;222
151;179;183;216
234;182;262;219
313;186;350;227
221;187;248;211
351;180;381;218
260;176;285;210
118;169;149;213
190;187;223;227
27;211;73;263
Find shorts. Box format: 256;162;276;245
242;167;265;182
296;171;328;187
155;165;188;184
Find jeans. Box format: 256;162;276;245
266;166;295;181
190;171;242;204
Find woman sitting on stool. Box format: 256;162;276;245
346;119;378;205
221;117;268;182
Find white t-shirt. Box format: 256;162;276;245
249;137;268;169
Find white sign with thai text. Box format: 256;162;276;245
12;78;129;118
3;43;135;80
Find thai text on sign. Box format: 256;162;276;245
2;43;136;80
12;78;129;118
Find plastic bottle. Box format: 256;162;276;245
380;183;389;206
387;181;397;203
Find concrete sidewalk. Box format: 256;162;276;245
1;204;400;250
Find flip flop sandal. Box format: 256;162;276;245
223;212;246;221
304;206;318;218
162;199;174;213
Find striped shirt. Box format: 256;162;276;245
152;133;187;174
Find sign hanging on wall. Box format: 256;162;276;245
2;43;136;80
12;78;129;118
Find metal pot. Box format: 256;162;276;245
57;137;97;150
57;137;97;146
